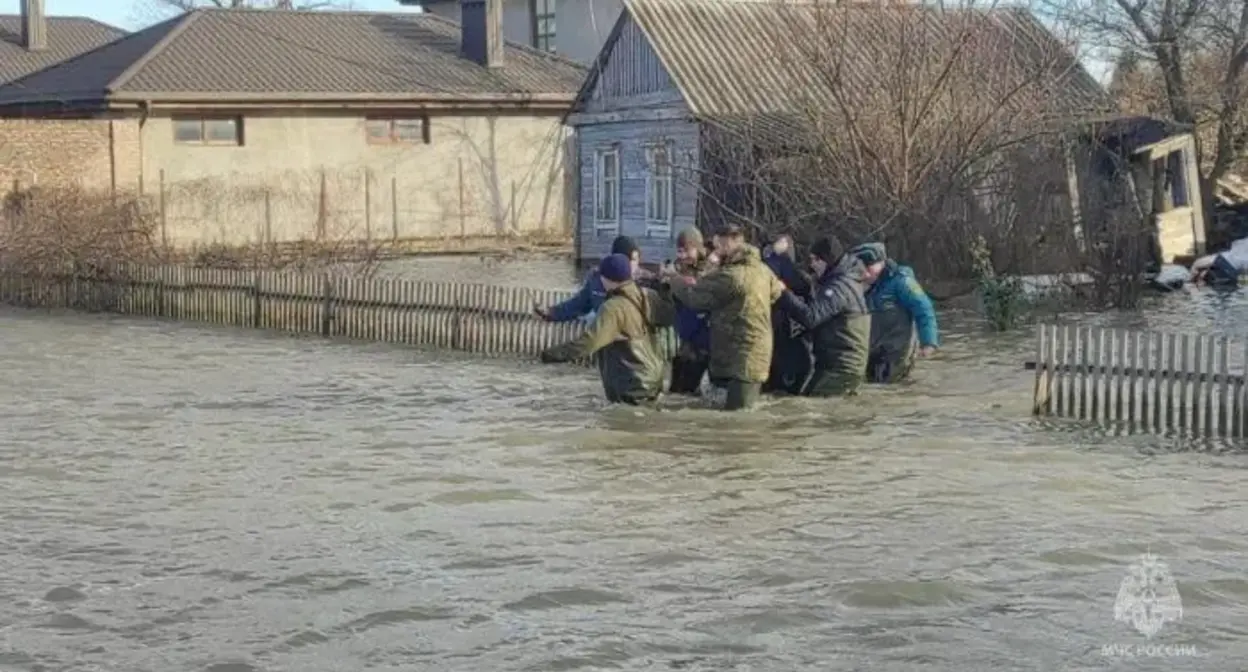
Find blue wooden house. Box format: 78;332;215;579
563;0;1204;271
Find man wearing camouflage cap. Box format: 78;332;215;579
850;242;939;383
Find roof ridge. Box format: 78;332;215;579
187;7;429;16
108;12;200;93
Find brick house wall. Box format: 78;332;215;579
0;116;142;195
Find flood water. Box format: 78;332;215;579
1;261;1247;672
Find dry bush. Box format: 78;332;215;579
159;170;393;277
0;184;161;277
690;0;1106;282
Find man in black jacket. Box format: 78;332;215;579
774;236;872;397
763;234;813;394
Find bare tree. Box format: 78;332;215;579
1042;0;1248;184
688;0;1098;281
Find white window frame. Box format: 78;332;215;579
643;140;675;238
594;147;620;235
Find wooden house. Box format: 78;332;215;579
565;0;1206;277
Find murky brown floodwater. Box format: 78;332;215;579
2;261;1247;672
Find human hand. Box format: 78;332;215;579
664;271;690;285
533;304;551;321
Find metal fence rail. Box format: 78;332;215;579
1025;325;1248;439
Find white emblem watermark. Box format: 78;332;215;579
1102;553;1204;659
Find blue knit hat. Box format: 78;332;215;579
598;253;633;282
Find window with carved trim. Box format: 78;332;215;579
644;140;674;237
594;147;619;234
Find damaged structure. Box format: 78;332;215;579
566;0;1207;279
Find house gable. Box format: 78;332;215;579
572;11;686;115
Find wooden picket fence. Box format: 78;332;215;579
1026;325;1248;439
0;264;670;360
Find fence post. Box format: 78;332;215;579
1032;326;1049;415
159;169;168;252
252;270;262;329
458;157;466;239
320;273;334;337
364;168;372;243
156;264;166;318
264;188;272;249
391;176;399;242
316;167;328;242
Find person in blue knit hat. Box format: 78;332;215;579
534;235;647;324
538;254;675;405
849;242;939;383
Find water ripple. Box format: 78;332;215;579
0;288;1247;670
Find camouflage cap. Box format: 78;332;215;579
850;242;887;265
676;227;704;249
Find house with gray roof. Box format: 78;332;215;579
0;1;586;251
0;9;124;86
567;0;1205;275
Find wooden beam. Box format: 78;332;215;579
1134;133;1192;160
566;107;692;126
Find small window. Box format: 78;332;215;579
594;147;620;234
173;117;243;145
644;141;674;237
532;0;556;52
365;117;431;144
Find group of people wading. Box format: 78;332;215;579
534;225;939;411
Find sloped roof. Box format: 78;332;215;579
0;15;125;86
578;0;1111;131
0;9;586;107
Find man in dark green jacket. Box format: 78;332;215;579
540;254;675;405
775;237;871;396
663;224;785;410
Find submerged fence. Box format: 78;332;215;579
1027;325;1248;439
0;265;604;358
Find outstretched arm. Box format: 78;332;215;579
896;272;939;348
544;274;598;323
668;272;730;312
540;302;624;362
777;281;853;331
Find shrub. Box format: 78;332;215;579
969;234;1030;331
0;185;160;275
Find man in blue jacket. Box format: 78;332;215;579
850;243;939;383
535;236;644;324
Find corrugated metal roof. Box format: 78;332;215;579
620;0;1110;128
0;9;586;106
0;15;125;86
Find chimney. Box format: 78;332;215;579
461;0;504;68
20;0;47;52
